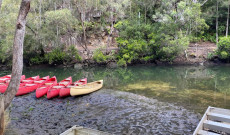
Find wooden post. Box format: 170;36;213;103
0;95;4;135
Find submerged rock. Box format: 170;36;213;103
107;62;118;69
74;63;83;69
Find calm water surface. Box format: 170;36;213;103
2;65;230;114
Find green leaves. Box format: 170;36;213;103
217;37;230;60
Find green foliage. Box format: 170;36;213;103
220;51;228;59
66;45;82;62
117;58;127;67
93;49;108;63
207;52;215;60
217;37;230;60
45;48;67;65
117;38;150;63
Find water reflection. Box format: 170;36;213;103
2;65;230;113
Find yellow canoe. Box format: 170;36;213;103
70;80;103;96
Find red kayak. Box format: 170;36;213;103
47;77;72;99
0;75;11;83
36;76;57;98
16;76;49;96
59;78;87;98
0;75;25;83
0;75;26;93
20;76;40;85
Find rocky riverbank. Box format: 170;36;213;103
6;89;200;135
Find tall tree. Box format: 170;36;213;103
0;0;31;134
226;2;229;37
74;0;94;51
216;0;219;44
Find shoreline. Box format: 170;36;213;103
6;89;200;135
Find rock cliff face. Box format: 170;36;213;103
173;42;217;65
60;28;119;60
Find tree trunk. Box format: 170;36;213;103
144;5;147;24
4;0;31;110
106;21;114;54
106;8;114;53
130;1;132;18
226;4;229;37
80;12;88;51
0;95;4;135
39;0;42;27
216;0;219;44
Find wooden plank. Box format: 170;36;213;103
203;120;230;134
197;130;220;135
210;107;230;116
207;112;230;123
193;106;212;135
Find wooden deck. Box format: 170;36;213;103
193;106;230;135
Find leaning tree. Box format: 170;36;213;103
0;0;31;134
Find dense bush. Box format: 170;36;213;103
117;58;127;67
93;49;108;63
217;37;230;60
115;19;190;64
44;49;67;65
66;45;82;62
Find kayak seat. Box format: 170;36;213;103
25;84;36;86
22;80;32;82
59;82;68;84
53;86;64;88
34;80;43;83
45;83;53;85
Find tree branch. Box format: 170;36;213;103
26;24;37;36
201;0;209;6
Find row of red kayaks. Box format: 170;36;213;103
0;75;87;99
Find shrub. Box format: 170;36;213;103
93;49;107;63
217;37;230;60
220;51;228;59
29;56;45;65
66;45;82;62
45;48;67;65
207;52;213;60
117;58;127;67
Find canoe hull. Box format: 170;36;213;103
70;80;103;96
59;88;70;98
47;77;72;99
16;85;38;96
36;76;57;98
59;78;87;98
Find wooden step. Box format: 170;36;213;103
210;107;230;116
197;130;220;135
207;112;230;123
203;120;230;134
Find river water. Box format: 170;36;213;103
3;65;230;134
20;65;230;113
